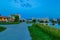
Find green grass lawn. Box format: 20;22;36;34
28;23;60;40
0;26;6;32
0;22;20;25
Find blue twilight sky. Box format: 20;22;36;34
0;0;60;19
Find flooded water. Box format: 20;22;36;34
49;23;60;29
0;22;32;40
37;22;60;29
42;23;60;29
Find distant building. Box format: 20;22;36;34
0;16;8;22
9;14;20;22
7;17;15;22
39;18;49;23
0;14;20;22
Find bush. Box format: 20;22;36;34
0;26;6;32
57;20;60;25
50;19;57;25
32;23;60;39
35;24;60;38
32;19;36;23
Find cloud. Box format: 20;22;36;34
19;0;24;2
20;3;32;7
14;0;32;8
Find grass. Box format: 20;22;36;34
0;26;6;32
0;22;20;25
28;23;60;40
34;23;60;38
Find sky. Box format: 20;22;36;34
0;0;60;19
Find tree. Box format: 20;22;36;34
57;19;60;25
45;20;49;23
14;15;19;22
50;19;57;25
20;19;23;22
32;19;36;23
22;19;25;22
57;20;60;25
38;19;44;23
44;20;49;25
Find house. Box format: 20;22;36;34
0;16;8;22
0;14;20;22
9;14;20;22
7;17;15;22
39;18;49;23
0;16;15;22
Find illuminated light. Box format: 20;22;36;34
2;18;5;21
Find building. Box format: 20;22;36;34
39;18;49;23
7;17;15;22
8;14;20;22
0;16;8;22
0;16;15;22
0;14;20;22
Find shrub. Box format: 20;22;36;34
0;26;6;32
33;23;60;39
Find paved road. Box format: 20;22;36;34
0;22;32;40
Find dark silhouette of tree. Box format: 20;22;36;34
50;19;57;25
20;19;23;22
32;19;36;23
38;19;44;23
22;19;25;22
14;15;19;22
57;19;60;25
45;20;49;23
57;20;60;25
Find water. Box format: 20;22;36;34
49;23;60;29
46;23;60;29
0;22;32;40
37;22;60;29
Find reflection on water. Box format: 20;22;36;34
40;23;60;29
49;23;60;29
0;22;32;40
